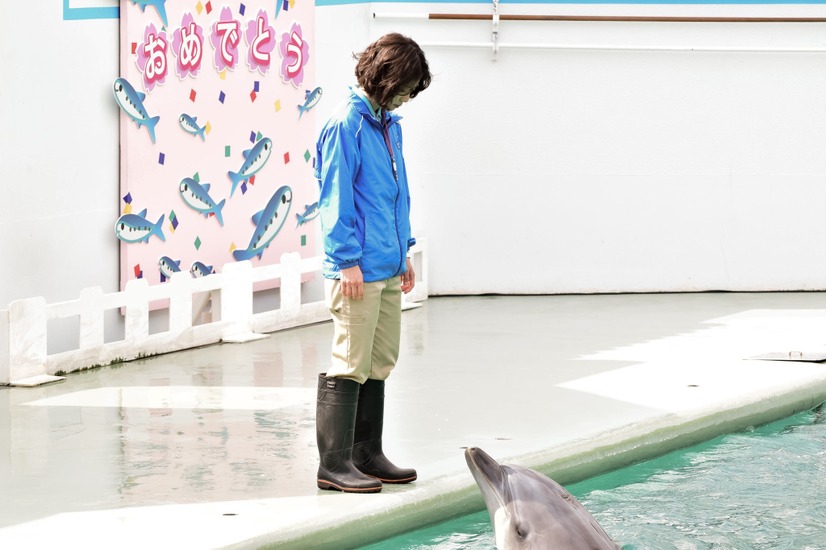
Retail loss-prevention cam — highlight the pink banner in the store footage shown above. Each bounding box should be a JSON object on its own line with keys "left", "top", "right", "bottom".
{"left": 116, "top": 0, "right": 318, "bottom": 291}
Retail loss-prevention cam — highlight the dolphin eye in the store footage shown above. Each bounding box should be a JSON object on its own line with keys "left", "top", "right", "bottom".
{"left": 115, "top": 82, "right": 122, "bottom": 92}
{"left": 281, "top": 194, "right": 287, "bottom": 204}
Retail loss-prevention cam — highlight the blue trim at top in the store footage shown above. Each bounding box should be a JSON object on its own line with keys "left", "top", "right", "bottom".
{"left": 63, "top": 0, "right": 119, "bottom": 20}
{"left": 61, "top": 0, "right": 826, "bottom": 18}
{"left": 318, "top": 0, "right": 826, "bottom": 5}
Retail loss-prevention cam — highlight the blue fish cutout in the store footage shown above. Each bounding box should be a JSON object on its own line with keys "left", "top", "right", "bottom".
{"left": 115, "top": 208, "right": 165, "bottom": 244}
{"left": 179, "top": 114, "right": 206, "bottom": 141}
{"left": 233, "top": 186, "right": 293, "bottom": 261}
{"left": 158, "top": 256, "right": 181, "bottom": 282}
{"left": 190, "top": 261, "right": 214, "bottom": 278}
{"left": 227, "top": 137, "right": 272, "bottom": 198}
{"left": 130, "top": 0, "right": 168, "bottom": 26}
{"left": 113, "top": 78, "right": 160, "bottom": 144}
{"left": 295, "top": 202, "right": 319, "bottom": 226}
{"left": 275, "top": 0, "right": 288, "bottom": 19}
{"left": 298, "top": 87, "right": 322, "bottom": 119}
{"left": 179, "top": 177, "right": 226, "bottom": 226}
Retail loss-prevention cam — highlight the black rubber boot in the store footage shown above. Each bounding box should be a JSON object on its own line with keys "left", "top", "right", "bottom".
{"left": 352, "top": 378, "right": 417, "bottom": 484}
{"left": 316, "top": 374, "right": 383, "bottom": 493}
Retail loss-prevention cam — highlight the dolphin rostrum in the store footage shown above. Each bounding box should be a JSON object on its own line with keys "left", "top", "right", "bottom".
{"left": 465, "top": 447, "right": 618, "bottom": 550}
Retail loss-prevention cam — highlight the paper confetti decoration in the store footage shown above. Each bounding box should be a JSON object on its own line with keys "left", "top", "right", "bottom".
{"left": 206, "top": 2, "right": 213, "bottom": 14}
{"left": 274, "top": 99, "right": 281, "bottom": 112}
{"left": 169, "top": 210, "right": 179, "bottom": 231}
{"left": 122, "top": 193, "right": 133, "bottom": 214}
{"left": 254, "top": 81, "right": 260, "bottom": 92}
{"left": 158, "top": 152, "right": 166, "bottom": 165}
{"left": 190, "top": 89, "right": 197, "bottom": 102}
{"left": 283, "top": 152, "right": 290, "bottom": 164}
{"left": 219, "top": 91, "right": 226, "bottom": 103}
{"left": 229, "top": 242, "right": 237, "bottom": 253}
{"left": 239, "top": 3, "right": 246, "bottom": 16}
{"left": 194, "top": 237, "right": 202, "bottom": 250}
{"left": 224, "top": 145, "right": 231, "bottom": 157}
{"left": 196, "top": 1, "right": 203, "bottom": 14}
{"left": 304, "top": 149, "right": 311, "bottom": 162}
{"left": 301, "top": 235, "right": 306, "bottom": 246}
{"left": 205, "top": 122, "right": 212, "bottom": 135}
{"left": 250, "top": 90, "right": 257, "bottom": 102}
{"left": 134, "top": 264, "right": 143, "bottom": 278}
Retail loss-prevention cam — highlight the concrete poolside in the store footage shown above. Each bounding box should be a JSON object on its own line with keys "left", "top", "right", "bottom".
{"left": 2, "top": 292, "right": 826, "bottom": 549}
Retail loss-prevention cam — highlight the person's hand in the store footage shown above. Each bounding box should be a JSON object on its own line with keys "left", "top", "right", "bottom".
{"left": 340, "top": 265, "right": 364, "bottom": 299}
{"left": 401, "top": 257, "right": 415, "bottom": 294}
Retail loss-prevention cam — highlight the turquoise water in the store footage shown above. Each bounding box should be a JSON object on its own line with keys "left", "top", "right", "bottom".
{"left": 362, "top": 404, "right": 826, "bottom": 549}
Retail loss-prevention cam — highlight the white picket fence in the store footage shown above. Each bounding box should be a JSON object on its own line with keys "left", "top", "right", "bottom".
{"left": 0, "top": 241, "right": 428, "bottom": 386}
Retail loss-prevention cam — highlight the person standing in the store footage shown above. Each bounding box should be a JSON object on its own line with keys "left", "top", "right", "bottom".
{"left": 314, "top": 33, "right": 431, "bottom": 493}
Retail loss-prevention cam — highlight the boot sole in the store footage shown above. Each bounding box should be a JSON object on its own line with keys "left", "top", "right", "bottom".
{"left": 317, "top": 479, "right": 382, "bottom": 493}
{"left": 367, "top": 474, "right": 417, "bottom": 484}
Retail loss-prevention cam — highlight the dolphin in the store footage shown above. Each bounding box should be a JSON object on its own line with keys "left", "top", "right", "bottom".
{"left": 113, "top": 78, "right": 160, "bottom": 144}
{"left": 465, "top": 447, "right": 618, "bottom": 550}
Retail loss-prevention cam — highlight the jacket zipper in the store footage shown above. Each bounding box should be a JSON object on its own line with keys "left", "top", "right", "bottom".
{"left": 381, "top": 116, "right": 405, "bottom": 275}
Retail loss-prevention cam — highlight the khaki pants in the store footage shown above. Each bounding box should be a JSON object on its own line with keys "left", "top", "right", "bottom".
{"left": 324, "top": 276, "right": 402, "bottom": 384}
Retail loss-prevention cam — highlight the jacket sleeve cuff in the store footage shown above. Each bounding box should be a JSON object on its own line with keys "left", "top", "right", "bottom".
{"left": 407, "top": 237, "right": 417, "bottom": 252}
{"left": 337, "top": 258, "right": 360, "bottom": 270}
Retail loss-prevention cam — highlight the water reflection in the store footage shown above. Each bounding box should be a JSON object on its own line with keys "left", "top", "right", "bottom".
{"left": 1, "top": 330, "right": 326, "bottom": 527}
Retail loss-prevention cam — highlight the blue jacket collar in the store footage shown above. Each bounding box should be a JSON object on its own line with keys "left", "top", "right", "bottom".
{"left": 349, "top": 86, "right": 402, "bottom": 127}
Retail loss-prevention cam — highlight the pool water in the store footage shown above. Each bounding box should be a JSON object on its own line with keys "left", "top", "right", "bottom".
{"left": 361, "top": 404, "right": 826, "bottom": 550}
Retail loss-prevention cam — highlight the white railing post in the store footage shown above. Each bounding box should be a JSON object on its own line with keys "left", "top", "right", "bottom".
{"left": 1, "top": 245, "right": 428, "bottom": 385}
{"left": 79, "top": 287, "right": 104, "bottom": 351}
{"left": 7, "top": 297, "right": 63, "bottom": 386}
{"left": 220, "top": 261, "right": 266, "bottom": 343}
{"left": 280, "top": 252, "right": 302, "bottom": 316}
{"left": 168, "top": 271, "right": 194, "bottom": 334}
{"left": 0, "top": 309, "right": 9, "bottom": 385}
{"left": 403, "top": 238, "right": 428, "bottom": 306}
{"left": 123, "top": 278, "right": 150, "bottom": 344}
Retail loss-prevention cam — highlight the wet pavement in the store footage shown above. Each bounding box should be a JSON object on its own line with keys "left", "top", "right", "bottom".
{"left": 2, "top": 293, "right": 826, "bottom": 549}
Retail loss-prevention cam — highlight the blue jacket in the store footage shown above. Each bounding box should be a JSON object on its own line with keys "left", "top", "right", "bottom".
{"left": 315, "top": 87, "right": 416, "bottom": 282}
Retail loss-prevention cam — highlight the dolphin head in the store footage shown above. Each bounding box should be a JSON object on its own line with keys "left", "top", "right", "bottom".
{"left": 465, "top": 447, "right": 618, "bottom": 550}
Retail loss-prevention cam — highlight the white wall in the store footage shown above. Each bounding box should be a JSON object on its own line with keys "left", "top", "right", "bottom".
{"left": 5, "top": 1, "right": 826, "bottom": 311}
{"left": 0, "top": 4, "right": 120, "bottom": 307}
{"left": 364, "top": 2, "right": 826, "bottom": 294}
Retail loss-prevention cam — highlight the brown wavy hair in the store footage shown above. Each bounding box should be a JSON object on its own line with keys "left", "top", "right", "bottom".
{"left": 354, "top": 33, "right": 432, "bottom": 109}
